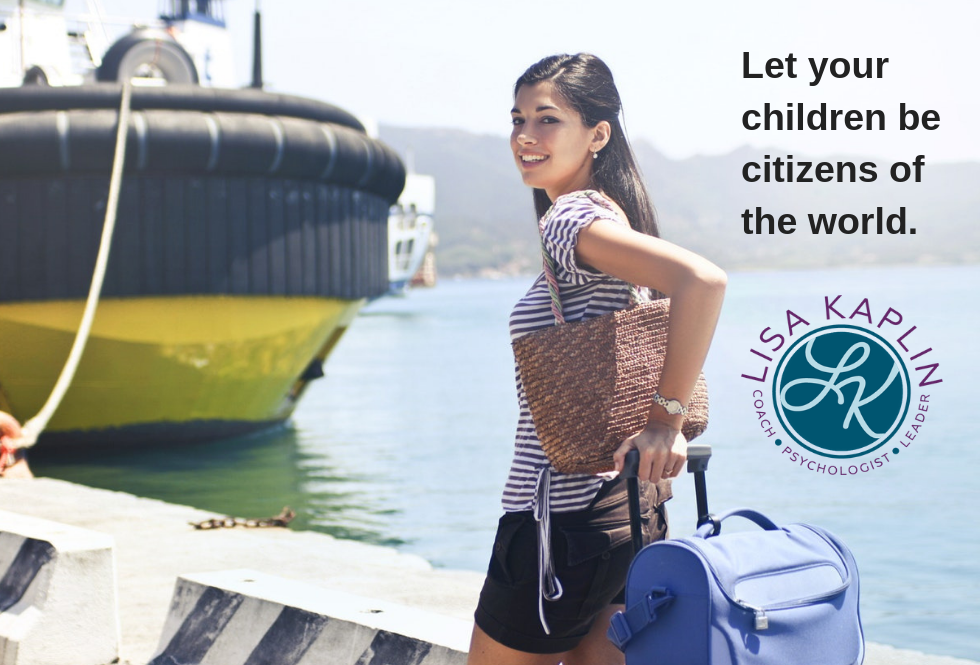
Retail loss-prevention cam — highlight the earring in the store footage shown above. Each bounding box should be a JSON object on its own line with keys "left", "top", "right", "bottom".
{"left": 592, "top": 150, "right": 599, "bottom": 160}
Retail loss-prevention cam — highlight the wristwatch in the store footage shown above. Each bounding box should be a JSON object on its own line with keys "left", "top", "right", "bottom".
{"left": 652, "top": 392, "right": 689, "bottom": 416}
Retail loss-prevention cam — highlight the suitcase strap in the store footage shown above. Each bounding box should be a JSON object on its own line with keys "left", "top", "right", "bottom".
{"left": 607, "top": 587, "right": 674, "bottom": 651}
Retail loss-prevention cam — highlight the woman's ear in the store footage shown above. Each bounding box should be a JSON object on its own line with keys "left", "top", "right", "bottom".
{"left": 592, "top": 121, "right": 612, "bottom": 153}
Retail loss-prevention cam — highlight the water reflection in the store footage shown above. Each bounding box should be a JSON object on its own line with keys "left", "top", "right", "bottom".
{"left": 30, "top": 424, "right": 400, "bottom": 547}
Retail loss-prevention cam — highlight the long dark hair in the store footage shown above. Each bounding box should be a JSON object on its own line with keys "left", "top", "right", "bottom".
{"left": 515, "top": 53, "right": 659, "bottom": 237}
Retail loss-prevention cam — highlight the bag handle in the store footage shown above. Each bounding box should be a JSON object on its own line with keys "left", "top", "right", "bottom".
{"left": 538, "top": 240, "right": 641, "bottom": 324}
{"left": 694, "top": 508, "right": 780, "bottom": 538}
{"left": 537, "top": 195, "right": 641, "bottom": 325}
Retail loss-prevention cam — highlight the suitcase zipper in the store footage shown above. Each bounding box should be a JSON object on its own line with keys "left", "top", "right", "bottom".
{"left": 671, "top": 539, "right": 851, "bottom": 630}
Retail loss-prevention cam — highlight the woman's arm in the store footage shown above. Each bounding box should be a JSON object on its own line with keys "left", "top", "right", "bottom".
{"left": 575, "top": 217, "right": 727, "bottom": 482}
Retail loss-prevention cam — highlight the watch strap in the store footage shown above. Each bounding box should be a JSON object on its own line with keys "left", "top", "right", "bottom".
{"left": 652, "top": 391, "right": 689, "bottom": 416}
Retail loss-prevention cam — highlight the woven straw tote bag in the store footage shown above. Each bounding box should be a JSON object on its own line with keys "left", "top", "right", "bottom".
{"left": 512, "top": 204, "right": 709, "bottom": 475}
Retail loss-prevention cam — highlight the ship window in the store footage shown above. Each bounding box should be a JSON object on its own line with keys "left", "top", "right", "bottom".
{"left": 163, "top": 0, "right": 224, "bottom": 23}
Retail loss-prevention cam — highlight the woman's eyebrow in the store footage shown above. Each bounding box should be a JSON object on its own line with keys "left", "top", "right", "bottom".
{"left": 511, "top": 104, "right": 561, "bottom": 114}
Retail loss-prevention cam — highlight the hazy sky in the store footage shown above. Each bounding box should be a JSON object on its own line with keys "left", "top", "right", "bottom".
{"left": 70, "top": 0, "right": 979, "bottom": 164}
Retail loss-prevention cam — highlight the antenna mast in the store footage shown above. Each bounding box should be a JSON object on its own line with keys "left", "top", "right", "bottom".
{"left": 250, "top": 0, "right": 263, "bottom": 89}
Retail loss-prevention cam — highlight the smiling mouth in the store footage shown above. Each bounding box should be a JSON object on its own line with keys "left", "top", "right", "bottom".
{"left": 520, "top": 154, "right": 549, "bottom": 164}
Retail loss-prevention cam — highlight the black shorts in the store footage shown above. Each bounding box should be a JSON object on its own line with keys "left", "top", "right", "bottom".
{"left": 474, "top": 477, "right": 671, "bottom": 654}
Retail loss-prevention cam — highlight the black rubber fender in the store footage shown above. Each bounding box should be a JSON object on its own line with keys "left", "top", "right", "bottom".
{"left": 370, "top": 142, "right": 406, "bottom": 202}
{"left": 0, "top": 84, "right": 366, "bottom": 133}
{"left": 0, "top": 174, "right": 392, "bottom": 303}
{"left": 0, "top": 109, "right": 406, "bottom": 203}
{"left": 96, "top": 29, "right": 199, "bottom": 85}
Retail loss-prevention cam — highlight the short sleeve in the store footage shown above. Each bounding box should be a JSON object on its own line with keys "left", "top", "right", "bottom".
{"left": 540, "top": 190, "right": 626, "bottom": 284}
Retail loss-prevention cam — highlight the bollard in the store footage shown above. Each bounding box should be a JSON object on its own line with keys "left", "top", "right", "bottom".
{"left": 0, "top": 510, "right": 119, "bottom": 665}
{"left": 150, "top": 569, "right": 469, "bottom": 665}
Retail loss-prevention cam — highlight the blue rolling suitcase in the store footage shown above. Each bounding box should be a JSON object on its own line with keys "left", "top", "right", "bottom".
{"left": 608, "top": 445, "right": 864, "bottom": 664}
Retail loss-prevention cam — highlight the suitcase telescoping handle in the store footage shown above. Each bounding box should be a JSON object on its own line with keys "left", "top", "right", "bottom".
{"left": 687, "top": 443, "right": 713, "bottom": 530}
{"left": 623, "top": 444, "right": 713, "bottom": 556}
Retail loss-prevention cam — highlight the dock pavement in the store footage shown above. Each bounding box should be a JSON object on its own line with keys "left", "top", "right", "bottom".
{"left": 0, "top": 477, "right": 975, "bottom": 665}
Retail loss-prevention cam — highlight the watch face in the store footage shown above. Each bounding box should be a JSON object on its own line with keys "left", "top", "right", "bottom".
{"left": 654, "top": 392, "right": 686, "bottom": 415}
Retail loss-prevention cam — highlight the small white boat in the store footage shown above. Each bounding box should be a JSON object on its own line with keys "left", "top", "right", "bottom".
{"left": 387, "top": 173, "right": 435, "bottom": 294}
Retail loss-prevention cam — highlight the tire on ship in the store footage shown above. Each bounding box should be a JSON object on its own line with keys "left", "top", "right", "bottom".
{"left": 96, "top": 29, "right": 199, "bottom": 85}
{"left": 22, "top": 66, "right": 48, "bottom": 85}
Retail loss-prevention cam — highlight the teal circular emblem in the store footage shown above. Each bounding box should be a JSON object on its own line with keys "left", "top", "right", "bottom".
{"left": 772, "top": 325, "right": 910, "bottom": 458}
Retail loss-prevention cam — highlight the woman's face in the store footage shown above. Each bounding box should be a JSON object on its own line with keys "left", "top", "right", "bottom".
{"left": 511, "top": 81, "right": 598, "bottom": 201}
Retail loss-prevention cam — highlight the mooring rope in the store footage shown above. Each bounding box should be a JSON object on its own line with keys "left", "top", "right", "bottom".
{"left": 16, "top": 82, "right": 133, "bottom": 449}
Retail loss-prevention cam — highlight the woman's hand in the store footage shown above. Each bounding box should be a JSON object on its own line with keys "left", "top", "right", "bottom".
{"left": 0, "top": 411, "right": 22, "bottom": 447}
{"left": 0, "top": 412, "right": 33, "bottom": 479}
{"left": 613, "top": 420, "right": 688, "bottom": 483}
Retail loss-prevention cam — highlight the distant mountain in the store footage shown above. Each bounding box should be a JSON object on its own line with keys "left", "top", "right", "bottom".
{"left": 380, "top": 125, "right": 980, "bottom": 276}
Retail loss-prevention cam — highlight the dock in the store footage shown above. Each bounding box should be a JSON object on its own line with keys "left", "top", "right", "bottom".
{"left": 0, "top": 478, "right": 975, "bottom": 665}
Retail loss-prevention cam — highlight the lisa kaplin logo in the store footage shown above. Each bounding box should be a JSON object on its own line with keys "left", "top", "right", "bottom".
{"left": 742, "top": 296, "right": 942, "bottom": 475}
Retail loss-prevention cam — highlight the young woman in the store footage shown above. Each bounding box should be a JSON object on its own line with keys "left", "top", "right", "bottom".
{"left": 467, "top": 54, "right": 726, "bottom": 665}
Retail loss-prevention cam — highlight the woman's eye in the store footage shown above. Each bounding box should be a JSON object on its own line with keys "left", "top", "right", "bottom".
{"left": 511, "top": 117, "right": 524, "bottom": 126}
{"left": 541, "top": 116, "right": 558, "bottom": 124}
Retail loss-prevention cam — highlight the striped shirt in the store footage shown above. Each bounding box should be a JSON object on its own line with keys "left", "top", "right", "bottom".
{"left": 503, "top": 189, "right": 641, "bottom": 514}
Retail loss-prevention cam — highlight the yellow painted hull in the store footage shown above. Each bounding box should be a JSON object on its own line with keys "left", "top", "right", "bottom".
{"left": 0, "top": 296, "right": 363, "bottom": 443}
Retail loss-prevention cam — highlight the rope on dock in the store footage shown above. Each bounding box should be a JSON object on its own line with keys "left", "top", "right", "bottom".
{"left": 17, "top": 82, "right": 133, "bottom": 449}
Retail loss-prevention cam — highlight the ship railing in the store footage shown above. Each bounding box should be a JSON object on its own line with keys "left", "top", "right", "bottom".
{"left": 0, "top": 0, "right": 151, "bottom": 79}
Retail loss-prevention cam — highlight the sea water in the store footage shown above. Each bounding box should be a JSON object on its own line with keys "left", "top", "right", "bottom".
{"left": 34, "top": 264, "right": 979, "bottom": 660}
